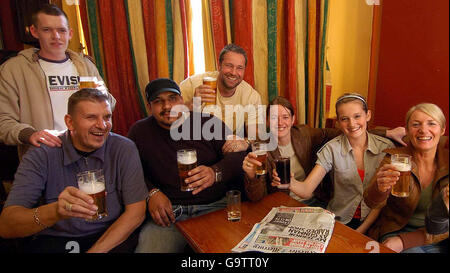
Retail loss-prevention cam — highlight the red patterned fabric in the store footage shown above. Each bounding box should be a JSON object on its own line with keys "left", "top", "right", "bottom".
{"left": 286, "top": 0, "right": 298, "bottom": 121}
{"left": 141, "top": 0, "right": 159, "bottom": 81}
{"left": 210, "top": 0, "right": 227, "bottom": 62}
{"left": 97, "top": 0, "right": 143, "bottom": 136}
{"left": 78, "top": 0, "right": 92, "bottom": 55}
{"left": 231, "top": 0, "right": 254, "bottom": 87}
{"left": 0, "top": 0, "right": 23, "bottom": 51}
{"left": 179, "top": 0, "right": 189, "bottom": 78}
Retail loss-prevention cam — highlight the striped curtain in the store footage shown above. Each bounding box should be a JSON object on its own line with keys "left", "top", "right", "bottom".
{"left": 201, "top": 0, "right": 330, "bottom": 127}
{"left": 77, "top": 0, "right": 329, "bottom": 135}
{"left": 78, "top": 0, "right": 194, "bottom": 135}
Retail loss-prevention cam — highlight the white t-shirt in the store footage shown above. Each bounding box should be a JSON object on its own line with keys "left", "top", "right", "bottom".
{"left": 179, "top": 71, "right": 262, "bottom": 136}
{"left": 39, "top": 56, "right": 79, "bottom": 132}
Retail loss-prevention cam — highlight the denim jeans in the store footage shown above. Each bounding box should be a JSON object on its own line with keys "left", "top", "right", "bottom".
{"left": 135, "top": 197, "right": 227, "bottom": 253}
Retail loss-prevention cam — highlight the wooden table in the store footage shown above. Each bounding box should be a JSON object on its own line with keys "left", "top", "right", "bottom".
{"left": 175, "top": 192, "right": 394, "bottom": 253}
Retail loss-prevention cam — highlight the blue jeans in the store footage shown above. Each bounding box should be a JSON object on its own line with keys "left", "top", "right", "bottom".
{"left": 135, "top": 197, "right": 227, "bottom": 253}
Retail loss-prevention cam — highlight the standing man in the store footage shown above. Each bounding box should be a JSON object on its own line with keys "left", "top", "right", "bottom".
{"left": 0, "top": 89, "right": 147, "bottom": 253}
{"left": 179, "top": 44, "right": 262, "bottom": 153}
{"left": 128, "top": 78, "right": 245, "bottom": 253}
{"left": 0, "top": 4, "right": 115, "bottom": 158}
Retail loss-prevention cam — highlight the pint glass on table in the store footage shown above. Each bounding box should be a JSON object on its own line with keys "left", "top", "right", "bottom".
{"left": 391, "top": 154, "right": 411, "bottom": 197}
{"left": 226, "top": 190, "right": 241, "bottom": 222}
{"left": 177, "top": 149, "right": 197, "bottom": 191}
{"left": 77, "top": 169, "right": 107, "bottom": 220}
{"left": 202, "top": 76, "right": 217, "bottom": 106}
{"left": 252, "top": 142, "right": 267, "bottom": 176}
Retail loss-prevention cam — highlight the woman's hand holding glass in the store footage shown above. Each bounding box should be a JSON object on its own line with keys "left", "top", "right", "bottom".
{"left": 271, "top": 169, "right": 294, "bottom": 189}
{"left": 242, "top": 152, "right": 261, "bottom": 180}
{"left": 375, "top": 164, "right": 401, "bottom": 193}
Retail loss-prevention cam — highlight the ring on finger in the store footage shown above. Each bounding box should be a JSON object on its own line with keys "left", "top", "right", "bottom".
{"left": 65, "top": 202, "right": 73, "bottom": 212}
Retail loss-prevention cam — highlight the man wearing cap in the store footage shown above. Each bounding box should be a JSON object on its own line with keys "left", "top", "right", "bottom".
{"left": 128, "top": 78, "right": 246, "bottom": 253}
{"left": 179, "top": 44, "right": 262, "bottom": 154}
{"left": 0, "top": 4, "right": 115, "bottom": 159}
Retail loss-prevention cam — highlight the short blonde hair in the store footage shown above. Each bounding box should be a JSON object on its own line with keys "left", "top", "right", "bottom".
{"left": 405, "top": 103, "right": 446, "bottom": 130}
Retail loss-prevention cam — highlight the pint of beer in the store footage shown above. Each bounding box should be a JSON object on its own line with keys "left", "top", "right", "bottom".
{"left": 391, "top": 154, "right": 411, "bottom": 197}
{"left": 252, "top": 142, "right": 267, "bottom": 176}
{"left": 79, "top": 76, "right": 98, "bottom": 89}
{"left": 177, "top": 149, "right": 198, "bottom": 191}
{"left": 77, "top": 169, "right": 107, "bottom": 220}
{"left": 202, "top": 76, "right": 217, "bottom": 106}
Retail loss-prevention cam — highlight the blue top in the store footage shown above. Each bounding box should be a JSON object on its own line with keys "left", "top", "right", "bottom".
{"left": 5, "top": 131, "right": 148, "bottom": 237}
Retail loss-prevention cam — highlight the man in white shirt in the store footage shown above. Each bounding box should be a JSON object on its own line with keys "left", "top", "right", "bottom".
{"left": 0, "top": 4, "right": 115, "bottom": 158}
{"left": 179, "top": 44, "right": 262, "bottom": 153}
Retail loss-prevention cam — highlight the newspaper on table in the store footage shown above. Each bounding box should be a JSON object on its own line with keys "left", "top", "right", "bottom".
{"left": 232, "top": 206, "right": 335, "bottom": 253}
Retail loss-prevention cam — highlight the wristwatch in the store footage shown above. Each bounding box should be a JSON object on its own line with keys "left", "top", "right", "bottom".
{"left": 212, "top": 166, "right": 222, "bottom": 183}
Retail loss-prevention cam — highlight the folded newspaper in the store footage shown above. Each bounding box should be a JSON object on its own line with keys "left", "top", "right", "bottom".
{"left": 232, "top": 207, "right": 335, "bottom": 253}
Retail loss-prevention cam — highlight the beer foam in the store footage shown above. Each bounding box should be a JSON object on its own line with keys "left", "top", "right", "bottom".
{"left": 79, "top": 182, "right": 105, "bottom": 194}
{"left": 254, "top": 150, "right": 267, "bottom": 156}
{"left": 203, "top": 76, "right": 216, "bottom": 82}
{"left": 178, "top": 154, "right": 197, "bottom": 165}
{"left": 391, "top": 162, "right": 411, "bottom": 172}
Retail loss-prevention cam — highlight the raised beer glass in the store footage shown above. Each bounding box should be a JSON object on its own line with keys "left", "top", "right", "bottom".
{"left": 177, "top": 149, "right": 197, "bottom": 191}
{"left": 77, "top": 169, "right": 107, "bottom": 220}
{"left": 202, "top": 76, "right": 217, "bottom": 106}
{"left": 391, "top": 154, "right": 411, "bottom": 197}
{"left": 79, "top": 76, "right": 98, "bottom": 89}
{"left": 251, "top": 142, "right": 267, "bottom": 176}
{"left": 275, "top": 157, "right": 290, "bottom": 189}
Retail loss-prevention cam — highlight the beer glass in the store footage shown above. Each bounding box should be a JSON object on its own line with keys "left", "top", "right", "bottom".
{"left": 202, "top": 76, "right": 217, "bottom": 106}
{"left": 391, "top": 154, "right": 412, "bottom": 197}
{"left": 275, "top": 157, "right": 290, "bottom": 189}
{"left": 226, "top": 190, "right": 241, "bottom": 222}
{"left": 251, "top": 142, "right": 267, "bottom": 176}
{"left": 79, "top": 76, "right": 98, "bottom": 89}
{"left": 177, "top": 149, "right": 197, "bottom": 191}
{"left": 77, "top": 169, "right": 107, "bottom": 220}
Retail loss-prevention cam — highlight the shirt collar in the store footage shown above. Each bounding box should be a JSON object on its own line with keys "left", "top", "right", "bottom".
{"left": 340, "top": 132, "right": 381, "bottom": 156}
{"left": 62, "top": 131, "right": 107, "bottom": 166}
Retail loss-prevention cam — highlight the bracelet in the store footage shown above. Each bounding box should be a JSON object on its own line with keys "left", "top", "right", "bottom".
{"left": 146, "top": 188, "right": 160, "bottom": 203}
{"left": 245, "top": 138, "right": 252, "bottom": 146}
{"left": 33, "top": 207, "right": 49, "bottom": 229}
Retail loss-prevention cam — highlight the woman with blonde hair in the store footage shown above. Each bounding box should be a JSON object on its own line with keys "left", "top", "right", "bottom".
{"left": 364, "top": 103, "right": 449, "bottom": 253}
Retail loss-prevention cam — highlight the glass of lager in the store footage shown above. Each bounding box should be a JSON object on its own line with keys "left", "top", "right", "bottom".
{"left": 77, "top": 169, "right": 107, "bottom": 220}
{"left": 226, "top": 190, "right": 241, "bottom": 222}
{"left": 275, "top": 157, "right": 290, "bottom": 189}
{"left": 251, "top": 142, "right": 267, "bottom": 176}
{"left": 202, "top": 76, "right": 217, "bottom": 106}
{"left": 391, "top": 154, "right": 412, "bottom": 197}
{"left": 79, "top": 76, "right": 98, "bottom": 89}
{"left": 177, "top": 149, "right": 197, "bottom": 191}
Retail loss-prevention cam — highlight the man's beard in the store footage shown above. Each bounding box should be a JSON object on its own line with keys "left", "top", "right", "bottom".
{"left": 220, "top": 74, "right": 241, "bottom": 90}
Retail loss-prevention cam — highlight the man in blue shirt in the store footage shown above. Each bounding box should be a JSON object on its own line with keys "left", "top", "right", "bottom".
{"left": 0, "top": 89, "right": 147, "bottom": 253}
